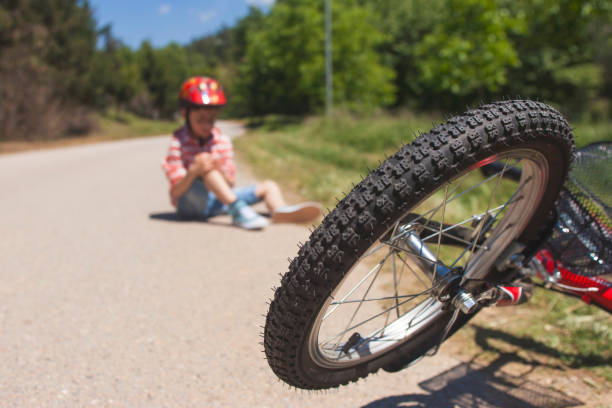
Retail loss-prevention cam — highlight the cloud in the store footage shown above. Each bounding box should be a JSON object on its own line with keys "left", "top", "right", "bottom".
{"left": 199, "top": 11, "right": 215, "bottom": 23}
{"left": 246, "top": 0, "right": 275, "bottom": 7}
{"left": 159, "top": 4, "right": 171, "bottom": 15}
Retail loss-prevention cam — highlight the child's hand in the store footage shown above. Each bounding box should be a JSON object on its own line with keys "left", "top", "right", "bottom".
{"left": 190, "top": 152, "right": 219, "bottom": 175}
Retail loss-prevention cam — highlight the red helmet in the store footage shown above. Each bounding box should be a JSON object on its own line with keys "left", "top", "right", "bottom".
{"left": 178, "top": 76, "right": 226, "bottom": 107}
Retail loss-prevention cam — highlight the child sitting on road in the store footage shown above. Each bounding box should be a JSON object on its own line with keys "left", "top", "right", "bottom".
{"left": 161, "top": 76, "right": 321, "bottom": 230}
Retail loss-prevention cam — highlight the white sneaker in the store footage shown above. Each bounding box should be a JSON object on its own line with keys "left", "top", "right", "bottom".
{"left": 272, "top": 202, "right": 322, "bottom": 224}
{"left": 229, "top": 200, "right": 269, "bottom": 230}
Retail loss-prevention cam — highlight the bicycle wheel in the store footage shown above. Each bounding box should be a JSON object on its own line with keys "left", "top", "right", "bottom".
{"left": 264, "top": 100, "right": 574, "bottom": 390}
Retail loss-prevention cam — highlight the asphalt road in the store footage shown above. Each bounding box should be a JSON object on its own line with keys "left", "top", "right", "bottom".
{"left": 0, "top": 123, "right": 588, "bottom": 407}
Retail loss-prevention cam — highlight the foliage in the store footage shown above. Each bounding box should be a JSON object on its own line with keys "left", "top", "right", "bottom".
{"left": 236, "top": 0, "right": 395, "bottom": 115}
{"left": 573, "top": 119, "right": 612, "bottom": 147}
{"left": 1, "top": 0, "right": 610, "bottom": 140}
{"left": 137, "top": 41, "right": 209, "bottom": 118}
{"left": 503, "top": 0, "right": 612, "bottom": 117}
{"left": 367, "top": 0, "right": 447, "bottom": 108}
{"left": 368, "top": 0, "right": 611, "bottom": 115}
{"left": 414, "top": 0, "right": 524, "bottom": 101}
{"left": 519, "top": 289, "right": 611, "bottom": 381}
{"left": 3, "top": 0, "right": 98, "bottom": 103}
{"left": 0, "top": 0, "right": 98, "bottom": 140}
{"left": 235, "top": 111, "right": 436, "bottom": 206}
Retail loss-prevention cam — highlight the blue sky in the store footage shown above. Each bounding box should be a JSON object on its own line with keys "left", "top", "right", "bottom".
{"left": 90, "top": 0, "right": 274, "bottom": 49}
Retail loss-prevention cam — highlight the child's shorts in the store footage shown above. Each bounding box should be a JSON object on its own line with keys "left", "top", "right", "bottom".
{"left": 177, "top": 179, "right": 261, "bottom": 219}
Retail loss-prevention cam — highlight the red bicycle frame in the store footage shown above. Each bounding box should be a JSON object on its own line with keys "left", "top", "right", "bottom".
{"left": 535, "top": 249, "right": 612, "bottom": 311}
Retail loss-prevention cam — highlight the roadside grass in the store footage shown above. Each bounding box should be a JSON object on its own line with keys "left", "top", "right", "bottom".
{"left": 573, "top": 120, "right": 612, "bottom": 148}
{"left": 235, "top": 111, "right": 439, "bottom": 208}
{"left": 522, "top": 289, "right": 611, "bottom": 381}
{"left": 236, "top": 112, "right": 612, "bottom": 209}
{"left": 95, "top": 109, "right": 181, "bottom": 139}
{"left": 447, "top": 288, "right": 612, "bottom": 385}
{"left": 0, "top": 110, "right": 180, "bottom": 154}
{"left": 235, "top": 111, "right": 612, "bottom": 387}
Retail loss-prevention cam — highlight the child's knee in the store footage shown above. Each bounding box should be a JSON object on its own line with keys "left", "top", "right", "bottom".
{"left": 260, "top": 179, "right": 280, "bottom": 193}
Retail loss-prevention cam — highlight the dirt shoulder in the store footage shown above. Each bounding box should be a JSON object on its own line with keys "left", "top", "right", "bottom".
{"left": 444, "top": 306, "right": 611, "bottom": 407}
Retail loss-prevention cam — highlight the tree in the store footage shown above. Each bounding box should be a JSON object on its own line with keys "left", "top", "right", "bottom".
{"left": 504, "top": 0, "right": 611, "bottom": 117}
{"left": 86, "top": 26, "right": 144, "bottom": 109}
{"left": 237, "top": 0, "right": 395, "bottom": 115}
{"left": 413, "top": 0, "right": 524, "bottom": 106}
{"left": 137, "top": 41, "right": 209, "bottom": 118}
{"left": 367, "top": 0, "right": 447, "bottom": 107}
{"left": 0, "top": 0, "right": 99, "bottom": 139}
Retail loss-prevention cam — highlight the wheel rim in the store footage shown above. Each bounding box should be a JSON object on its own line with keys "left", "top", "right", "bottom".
{"left": 308, "top": 149, "right": 549, "bottom": 368}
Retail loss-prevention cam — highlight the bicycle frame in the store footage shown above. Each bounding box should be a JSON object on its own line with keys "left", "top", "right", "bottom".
{"left": 534, "top": 249, "right": 612, "bottom": 312}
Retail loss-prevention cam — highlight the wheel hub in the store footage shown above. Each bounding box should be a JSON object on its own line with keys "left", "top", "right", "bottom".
{"left": 431, "top": 268, "right": 463, "bottom": 301}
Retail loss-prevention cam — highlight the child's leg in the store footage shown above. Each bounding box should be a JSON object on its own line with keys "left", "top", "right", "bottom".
{"left": 255, "top": 180, "right": 286, "bottom": 212}
{"left": 201, "top": 171, "right": 269, "bottom": 229}
{"left": 205, "top": 184, "right": 260, "bottom": 218}
{"left": 202, "top": 169, "right": 238, "bottom": 204}
{"left": 255, "top": 179, "right": 322, "bottom": 223}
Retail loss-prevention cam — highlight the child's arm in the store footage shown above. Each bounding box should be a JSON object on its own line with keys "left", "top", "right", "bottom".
{"left": 163, "top": 136, "right": 196, "bottom": 201}
{"left": 169, "top": 166, "right": 199, "bottom": 201}
{"left": 169, "top": 153, "right": 220, "bottom": 200}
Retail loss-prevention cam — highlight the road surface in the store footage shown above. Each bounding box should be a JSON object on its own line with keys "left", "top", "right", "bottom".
{"left": 0, "top": 123, "right": 587, "bottom": 407}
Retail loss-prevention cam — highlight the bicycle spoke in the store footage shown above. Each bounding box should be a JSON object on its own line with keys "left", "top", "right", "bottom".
{"left": 392, "top": 252, "right": 400, "bottom": 318}
{"left": 395, "top": 249, "right": 408, "bottom": 287}
{"left": 335, "top": 261, "right": 386, "bottom": 351}
{"left": 389, "top": 221, "right": 402, "bottom": 320}
{"left": 385, "top": 251, "right": 435, "bottom": 330}
{"left": 468, "top": 158, "right": 509, "bottom": 261}
{"left": 407, "top": 296, "right": 438, "bottom": 329}
{"left": 463, "top": 221, "right": 514, "bottom": 276}
{"left": 419, "top": 199, "right": 524, "bottom": 244}
{"left": 419, "top": 169, "right": 478, "bottom": 234}
{"left": 381, "top": 240, "right": 444, "bottom": 268}
{"left": 329, "top": 292, "right": 434, "bottom": 305}
{"left": 321, "top": 288, "right": 434, "bottom": 349}
{"left": 384, "top": 165, "right": 523, "bottom": 250}
{"left": 450, "top": 175, "right": 532, "bottom": 269}
{"left": 380, "top": 304, "right": 392, "bottom": 339}
{"left": 325, "top": 288, "right": 433, "bottom": 351}
{"left": 323, "top": 250, "right": 393, "bottom": 321}
{"left": 404, "top": 166, "right": 518, "bottom": 230}
{"left": 396, "top": 253, "right": 431, "bottom": 290}
{"left": 381, "top": 248, "right": 412, "bottom": 338}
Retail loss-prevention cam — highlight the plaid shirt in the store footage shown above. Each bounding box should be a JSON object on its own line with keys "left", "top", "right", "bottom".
{"left": 161, "top": 126, "right": 236, "bottom": 206}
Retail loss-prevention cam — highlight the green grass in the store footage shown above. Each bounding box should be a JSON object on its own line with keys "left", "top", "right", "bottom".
{"left": 235, "top": 111, "right": 440, "bottom": 208}
{"left": 515, "top": 289, "right": 611, "bottom": 381}
{"left": 96, "top": 110, "right": 181, "bottom": 139}
{"left": 236, "top": 111, "right": 612, "bottom": 209}
{"left": 0, "top": 110, "right": 182, "bottom": 154}
{"left": 573, "top": 121, "right": 612, "bottom": 149}
{"left": 447, "top": 288, "right": 611, "bottom": 389}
